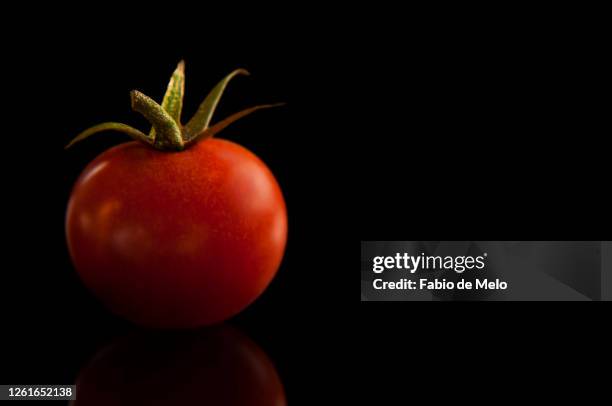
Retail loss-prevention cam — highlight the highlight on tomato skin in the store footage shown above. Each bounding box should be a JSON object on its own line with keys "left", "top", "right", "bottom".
{"left": 72, "top": 325, "right": 287, "bottom": 405}
{"left": 65, "top": 62, "right": 288, "bottom": 328}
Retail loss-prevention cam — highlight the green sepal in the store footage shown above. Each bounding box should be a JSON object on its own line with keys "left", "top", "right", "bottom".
{"left": 150, "top": 60, "right": 185, "bottom": 138}
{"left": 183, "top": 69, "right": 249, "bottom": 139}
{"left": 65, "top": 122, "right": 152, "bottom": 149}
{"left": 184, "top": 103, "right": 285, "bottom": 146}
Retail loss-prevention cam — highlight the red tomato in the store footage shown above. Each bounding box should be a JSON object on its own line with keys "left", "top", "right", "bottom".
{"left": 73, "top": 325, "right": 286, "bottom": 405}
{"left": 66, "top": 138, "right": 287, "bottom": 327}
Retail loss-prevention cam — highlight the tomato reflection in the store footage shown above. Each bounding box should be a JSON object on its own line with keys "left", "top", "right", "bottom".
{"left": 73, "top": 325, "right": 286, "bottom": 405}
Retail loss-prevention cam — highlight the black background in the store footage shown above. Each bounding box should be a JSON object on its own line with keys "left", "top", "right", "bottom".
{"left": 1, "top": 7, "right": 607, "bottom": 404}
{"left": 357, "top": 14, "right": 607, "bottom": 405}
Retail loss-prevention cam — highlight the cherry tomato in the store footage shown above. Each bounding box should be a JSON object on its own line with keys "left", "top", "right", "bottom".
{"left": 66, "top": 138, "right": 287, "bottom": 327}
{"left": 73, "top": 325, "right": 287, "bottom": 405}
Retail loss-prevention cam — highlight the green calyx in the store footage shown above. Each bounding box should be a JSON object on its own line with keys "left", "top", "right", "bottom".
{"left": 66, "top": 61, "right": 284, "bottom": 151}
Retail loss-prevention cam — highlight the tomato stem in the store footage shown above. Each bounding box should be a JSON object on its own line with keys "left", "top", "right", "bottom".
{"left": 66, "top": 61, "right": 285, "bottom": 151}
{"left": 131, "top": 91, "right": 184, "bottom": 151}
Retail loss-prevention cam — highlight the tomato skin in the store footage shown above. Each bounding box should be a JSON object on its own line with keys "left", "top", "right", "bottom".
{"left": 66, "top": 138, "right": 287, "bottom": 328}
